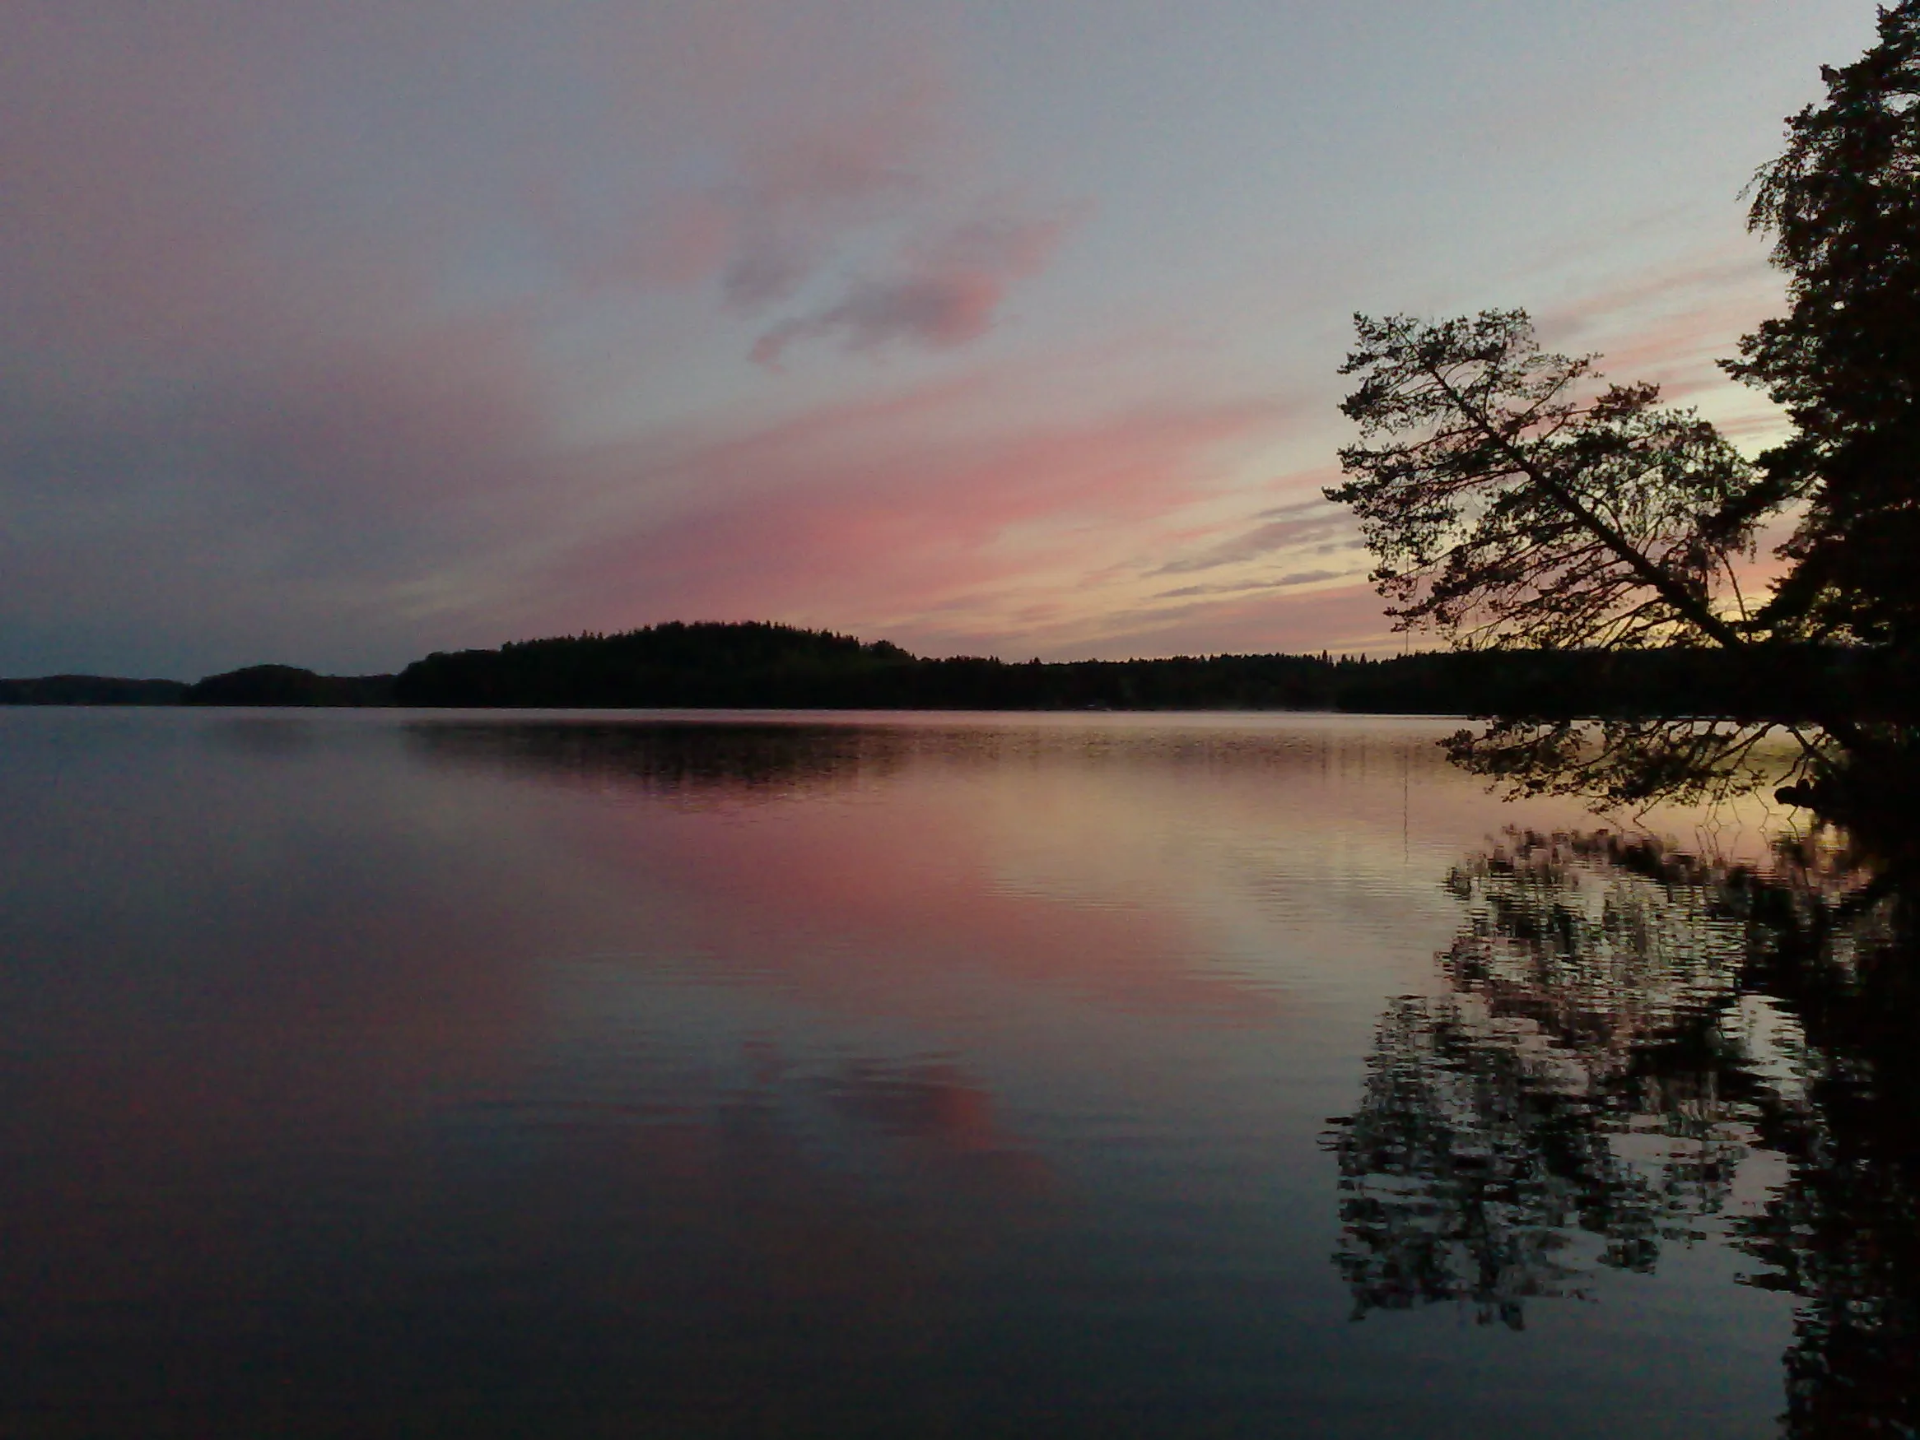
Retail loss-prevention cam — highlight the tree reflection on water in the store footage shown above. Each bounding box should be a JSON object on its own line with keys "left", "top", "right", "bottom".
{"left": 1324, "top": 829, "right": 1919, "bottom": 1434}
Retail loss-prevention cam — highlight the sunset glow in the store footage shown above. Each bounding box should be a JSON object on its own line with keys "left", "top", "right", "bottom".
{"left": 1, "top": 2, "right": 1874, "bottom": 676}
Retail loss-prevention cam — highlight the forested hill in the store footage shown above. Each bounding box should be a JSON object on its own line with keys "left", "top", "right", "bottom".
{"left": 387, "top": 621, "right": 1914, "bottom": 719}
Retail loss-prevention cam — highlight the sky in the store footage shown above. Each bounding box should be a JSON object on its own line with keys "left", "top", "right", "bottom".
{"left": 0, "top": 1, "right": 1881, "bottom": 678}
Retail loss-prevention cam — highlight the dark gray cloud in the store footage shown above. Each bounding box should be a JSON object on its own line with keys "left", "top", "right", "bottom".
{"left": 715, "top": 132, "right": 928, "bottom": 310}
{"left": 1150, "top": 497, "right": 1360, "bottom": 577}
{"left": 752, "top": 211, "right": 1074, "bottom": 365}
{"left": 1153, "top": 568, "right": 1352, "bottom": 601}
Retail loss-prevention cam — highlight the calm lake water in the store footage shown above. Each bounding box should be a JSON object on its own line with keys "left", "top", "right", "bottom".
{"left": 3, "top": 708, "right": 1912, "bottom": 1437}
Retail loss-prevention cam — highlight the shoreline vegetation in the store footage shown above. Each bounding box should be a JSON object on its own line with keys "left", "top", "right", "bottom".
{"left": 4, "top": 619, "right": 1911, "bottom": 719}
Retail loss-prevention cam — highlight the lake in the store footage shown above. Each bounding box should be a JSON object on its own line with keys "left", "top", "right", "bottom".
{"left": 3, "top": 708, "right": 1910, "bottom": 1437}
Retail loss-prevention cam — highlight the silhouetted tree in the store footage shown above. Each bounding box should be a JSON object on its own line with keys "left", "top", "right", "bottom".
{"left": 183, "top": 664, "right": 394, "bottom": 706}
{"left": 1730, "top": 1, "right": 1920, "bottom": 661}
{"left": 1333, "top": 313, "right": 1764, "bottom": 652}
{"left": 1329, "top": 13, "right": 1920, "bottom": 820}
{"left": 1327, "top": 311, "right": 1830, "bottom": 807}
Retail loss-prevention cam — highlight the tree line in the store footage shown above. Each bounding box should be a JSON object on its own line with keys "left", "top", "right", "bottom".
{"left": 8, "top": 619, "right": 1917, "bottom": 714}
{"left": 390, "top": 621, "right": 1920, "bottom": 715}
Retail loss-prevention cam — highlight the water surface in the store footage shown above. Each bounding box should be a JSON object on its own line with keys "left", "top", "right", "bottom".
{"left": 3, "top": 709, "right": 1908, "bottom": 1436}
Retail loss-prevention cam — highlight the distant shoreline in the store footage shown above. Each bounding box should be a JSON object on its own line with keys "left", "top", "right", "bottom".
{"left": 5, "top": 621, "right": 1908, "bottom": 722}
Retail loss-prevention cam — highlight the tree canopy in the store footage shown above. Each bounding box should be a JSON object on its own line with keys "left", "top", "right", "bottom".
{"left": 1331, "top": 311, "right": 1762, "bottom": 653}
{"left": 1731, "top": 0, "right": 1920, "bottom": 653}
{"left": 1328, "top": 311, "right": 1818, "bottom": 809}
{"left": 1328, "top": 7, "right": 1920, "bottom": 823}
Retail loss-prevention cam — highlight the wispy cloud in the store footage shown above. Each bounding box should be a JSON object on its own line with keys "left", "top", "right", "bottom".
{"left": 1533, "top": 245, "right": 1790, "bottom": 442}
{"left": 1031, "top": 581, "right": 1396, "bottom": 661}
{"left": 1148, "top": 497, "right": 1360, "bottom": 577}
{"left": 752, "top": 210, "right": 1078, "bottom": 365}
{"left": 532, "top": 380, "right": 1280, "bottom": 644}
{"left": 1153, "top": 568, "right": 1353, "bottom": 600}
{"left": 1, "top": 0, "right": 1836, "bottom": 676}
{"left": 702, "top": 84, "right": 944, "bottom": 310}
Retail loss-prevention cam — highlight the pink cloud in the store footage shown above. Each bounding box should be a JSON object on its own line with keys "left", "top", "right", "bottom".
{"left": 1534, "top": 248, "right": 1789, "bottom": 431}
{"left": 721, "top": 97, "right": 940, "bottom": 308}
{"left": 0, "top": 1, "right": 1006, "bottom": 672}
{"left": 529, "top": 378, "right": 1285, "bottom": 647}
{"left": 1, "top": 0, "right": 1379, "bottom": 673}
{"left": 1152, "top": 568, "right": 1355, "bottom": 601}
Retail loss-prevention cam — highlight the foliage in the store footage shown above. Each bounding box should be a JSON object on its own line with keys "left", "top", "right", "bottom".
{"left": 1328, "top": 9, "right": 1920, "bottom": 816}
{"left": 1730, "top": 0, "right": 1920, "bottom": 653}
{"left": 1330, "top": 311, "right": 1765, "bottom": 653}
{"left": 1326, "top": 311, "right": 1836, "bottom": 808}
{"left": 393, "top": 621, "right": 916, "bottom": 708}
{"left": 1442, "top": 715, "right": 1785, "bottom": 810}
{"left": 20, "top": 627, "right": 1904, "bottom": 719}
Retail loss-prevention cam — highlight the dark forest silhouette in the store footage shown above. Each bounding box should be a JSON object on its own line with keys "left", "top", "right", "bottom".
{"left": 183, "top": 664, "right": 396, "bottom": 707}
{"left": 387, "top": 623, "right": 1915, "bottom": 716}
{"left": 13, "top": 620, "right": 1903, "bottom": 718}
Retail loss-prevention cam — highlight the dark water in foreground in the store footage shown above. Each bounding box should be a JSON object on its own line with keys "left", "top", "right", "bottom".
{"left": 3, "top": 709, "right": 1914, "bottom": 1437}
